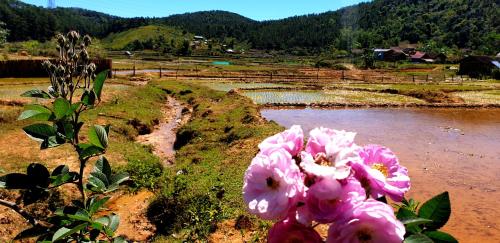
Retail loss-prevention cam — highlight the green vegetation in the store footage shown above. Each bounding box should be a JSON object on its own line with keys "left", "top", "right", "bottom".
{"left": 243, "top": 89, "right": 426, "bottom": 105}
{"left": 103, "top": 25, "right": 191, "bottom": 52}
{"left": 1, "top": 0, "right": 498, "bottom": 54}
{"left": 0, "top": 21, "right": 7, "bottom": 46}
{"left": 0, "top": 31, "right": 129, "bottom": 241}
{"left": 146, "top": 81, "right": 281, "bottom": 241}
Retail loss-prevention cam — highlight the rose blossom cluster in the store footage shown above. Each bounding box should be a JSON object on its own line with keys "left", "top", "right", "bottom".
{"left": 243, "top": 125, "right": 410, "bottom": 242}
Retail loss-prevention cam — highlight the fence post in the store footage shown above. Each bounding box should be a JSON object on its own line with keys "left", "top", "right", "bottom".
{"left": 159, "top": 66, "right": 162, "bottom": 78}
{"left": 133, "top": 63, "right": 136, "bottom": 77}
{"left": 413, "top": 75, "right": 415, "bottom": 83}
{"left": 426, "top": 74, "right": 429, "bottom": 83}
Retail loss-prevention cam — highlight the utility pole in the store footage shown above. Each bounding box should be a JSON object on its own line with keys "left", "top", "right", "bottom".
{"left": 47, "top": 0, "right": 56, "bottom": 9}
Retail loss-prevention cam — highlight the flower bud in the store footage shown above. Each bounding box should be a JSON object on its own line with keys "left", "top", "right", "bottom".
{"left": 42, "top": 60, "right": 52, "bottom": 69}
{"left": 67, "top": 31, "right": 80, "bottom": 43}
{"left": 56, "top": 34, "right": 66, "bottom": 46}
{"left": 83, "top": 35, "right": 92, "bottom": 46}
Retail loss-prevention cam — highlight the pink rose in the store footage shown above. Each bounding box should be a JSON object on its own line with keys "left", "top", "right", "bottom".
{"left": 268, "top": 217, "right": 322, "bottom": 243}
{"left": 351, "top": 145, "right": 410, "bottom": 202}
{"left": 243, "top": 148, "right": 304, "bottom": 220}
{"left": 259, "top": 125, "right": 304, "bottom": 157}
{"left": 327, "top": 199, "right": 405, "bottom": 243}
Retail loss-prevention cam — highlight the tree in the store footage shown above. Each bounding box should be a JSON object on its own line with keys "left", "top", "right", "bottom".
{"left": 0, "top": 21, "right": 8, "bottom": 46}
{"left": 0, "top": 31, "right": 128, "bottom": 242}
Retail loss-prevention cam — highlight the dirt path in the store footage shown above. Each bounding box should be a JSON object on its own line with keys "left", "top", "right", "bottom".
{"left": 137, "top": 96, "right": 190, "bottom": 165}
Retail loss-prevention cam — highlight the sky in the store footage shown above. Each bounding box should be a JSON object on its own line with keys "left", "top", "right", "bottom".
{"left": 21, "top": 0, "right": 366, "bottom": 21}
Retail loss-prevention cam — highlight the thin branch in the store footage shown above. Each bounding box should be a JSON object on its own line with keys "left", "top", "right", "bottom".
{"left": 0, "top": 199, "right": 38, "bottom": 226}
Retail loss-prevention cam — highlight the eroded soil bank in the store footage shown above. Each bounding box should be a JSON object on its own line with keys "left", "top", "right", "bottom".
{"left": 137, "top": 96, "right": 190, "bottom": 165}
{"left": 261, "top": 108, "right": 500, "bottom": 243}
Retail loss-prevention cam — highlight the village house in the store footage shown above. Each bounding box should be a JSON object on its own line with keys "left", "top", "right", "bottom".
{"left": 458, "top": 56, "right": 500, "bottom": 78}
{"left": 373, "top": 48, "right": 407, "bottom": 62}
{"left": 410, "top": 51, "right": 433, "bottom": 63}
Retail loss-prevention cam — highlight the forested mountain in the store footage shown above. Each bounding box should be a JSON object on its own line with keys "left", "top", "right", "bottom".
{"left": 162, "top": 11, "right": 256, "bottom": 40}
{"left": 0, "top": 0, "right": 148, "bottom": 41}
{"left": 0, "top": 0, "right": 498, "bottom": 54}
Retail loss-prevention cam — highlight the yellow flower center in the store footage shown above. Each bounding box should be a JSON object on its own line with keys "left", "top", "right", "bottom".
{"left": 371, "top": 163, "right": 389, "bottom": 178}
{"left": 314, "top": 153, "right": 331, "bottom": 166}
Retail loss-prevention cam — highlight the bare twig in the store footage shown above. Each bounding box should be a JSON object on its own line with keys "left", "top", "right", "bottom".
{"left": 0, "top": 198, "right": 38, "bottom": 226}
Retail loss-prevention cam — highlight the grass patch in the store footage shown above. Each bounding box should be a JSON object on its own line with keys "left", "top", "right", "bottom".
{"left": 147, "top": 80, "right": 282, "bottom": 240}
{"left": 0, "top": 80, "right": 168, "bottom": 189}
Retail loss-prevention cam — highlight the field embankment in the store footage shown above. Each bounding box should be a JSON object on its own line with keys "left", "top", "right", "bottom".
{"left": 147, "top": 80, "right": 282, "bottom": 242}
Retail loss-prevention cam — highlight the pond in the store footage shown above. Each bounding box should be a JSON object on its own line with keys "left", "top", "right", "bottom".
{"left": 261, "top": 108, "right": 500, "bottom": 242}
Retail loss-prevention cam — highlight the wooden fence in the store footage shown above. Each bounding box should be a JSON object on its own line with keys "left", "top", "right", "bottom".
{"left": 0, "top": 59, "right": 113, "bottom": 78}
{"left": 112, "top": 66, "right": 478, "bottom": 84}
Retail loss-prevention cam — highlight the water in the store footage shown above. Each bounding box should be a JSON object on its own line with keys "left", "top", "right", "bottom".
{"left": 197, "top": 81, "right": 291, "bottom": 92}
{"left": 261, "top": 108, "right": 500, "bottom": 242}
{"left": 243, "top": 90, "right": 425, "bottom": 104}
{"left": 212, "top": 61, "right": 231, "bottom": 65}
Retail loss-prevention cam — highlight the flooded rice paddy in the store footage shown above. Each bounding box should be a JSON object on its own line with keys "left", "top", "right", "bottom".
{"left": 197, "top": 81, "right": 292, "bottom": 92}
{"left": 244, "top": 90, "right": 425, "bottom": 104}
{"left": 261, "top": 108, "right": 500, "bottom": 242}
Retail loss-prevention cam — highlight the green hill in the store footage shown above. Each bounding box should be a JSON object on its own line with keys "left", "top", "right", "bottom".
{"left": 102, "top": 25, "right": 191, "bottom": 50}
{"left": 1, "top": 0, "right": 498, "bottom": 54}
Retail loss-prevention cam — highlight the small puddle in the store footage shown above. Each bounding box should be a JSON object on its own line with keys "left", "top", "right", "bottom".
{"left": 137, "top": 96, "right": 189, "bottom": 165}
{"left": 261, "top": 108, "right": 500, "bottom": 242}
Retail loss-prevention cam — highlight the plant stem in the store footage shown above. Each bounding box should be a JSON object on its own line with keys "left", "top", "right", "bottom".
{"left": 0, "top": 199, "right": 38, "bottom": 226}
{"left": 78, "top": 158, "right": 87, "bottom": 203}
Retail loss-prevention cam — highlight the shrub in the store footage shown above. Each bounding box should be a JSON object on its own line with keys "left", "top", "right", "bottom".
{"left": 0, "top": 31, "right": 128, "bottom": 242}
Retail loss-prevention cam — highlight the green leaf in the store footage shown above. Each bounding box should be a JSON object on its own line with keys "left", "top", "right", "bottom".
{"left": 65, "top": 209, "right": 91, "bottom": 222}
{"left": 91, "top": 171, "right": 110, "bottom": 186}
{"left": 95, "top": 216, "right": 110, "bottom": 226}
{"left": 94, "top": 156, "right": 112, "bottom": 178}
{"left": 14, "top": 225, "right": 49, "bottom": 240}
{"left": 18, "top": 104, "right": 53, "bottom": 121}
{"left": 87, "top": 176, "right": 107, "bottom": 192}
{"left": 52, "top": 223, "right": 87, "bottom": 241}
{"left": 401, "top": 218, "right": 433, "bottom": 228}
{"left": 27, "top": 163, "right": 50, "bottom": 188}
{"left": 0, "top": 173, "right": 30, "bottom": 189}
{"left": 89, "top": 125, "right": 108, "bottom": 149}
{"left": 93, "top": 70, "right": 108, "bottom": 101}
{"left": 397, "top": 207, "right": 418, "bottom": 220}
{"left": 23, "top": 123, "right": 56, "bottom": 140}
{"left": 88, "top": 196, "right": 110, "bottom": 216}
{"left": 81, "top": 90, "right": 96, "bottom": 106}
{"left": 53, "top": 98, "right": 71, "bottom": 119}
{"left": 50, "top": 166, "right": 78, "bottom": 187}
{"left": 418, "top": 192, "right": 451, "bottom": 230}
{"left": 404, "top": 233, "right": 433, "bottom": 243}
{"left": 77, "top": 143, "right": 104, "bottom": 160}
{"left": 108, "top": 213, "right": 120, "bottom": 233}
{"left": 113, "top": 236, "right": 127, "bottom": 243}
{"left": 23, "top": 124, "right": 63, "bottom": 149}
{"left": 110, "top": 172, "right": 129, "bottom": 186}
{"left": 71, "top": 101, "right": 81, "bottom": 110}
{"left": 21, "top": 89, "right": 51, "bottom": 99}
{"left": 424, "top": 231, "right": 458, "bottom": 243}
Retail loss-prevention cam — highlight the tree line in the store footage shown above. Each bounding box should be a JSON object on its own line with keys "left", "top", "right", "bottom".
{"left": 1, "top": 0, "right": 498, "bottom": 54}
